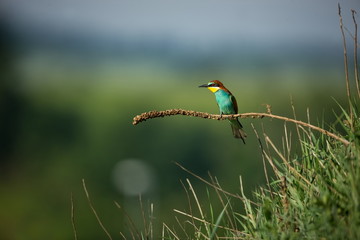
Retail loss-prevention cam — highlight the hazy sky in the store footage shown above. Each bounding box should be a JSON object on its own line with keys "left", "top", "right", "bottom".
{"left": 2, "top": 0, "right": 360, "bottom": 47}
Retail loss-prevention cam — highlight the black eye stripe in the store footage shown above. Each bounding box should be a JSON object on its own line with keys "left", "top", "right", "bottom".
{"left": 209, "top": 83, "right": 219, "bottom": 87}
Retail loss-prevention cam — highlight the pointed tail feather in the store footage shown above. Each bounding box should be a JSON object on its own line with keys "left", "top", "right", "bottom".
{"left": 230, "top": 119, "right": 247, "bottom": 144}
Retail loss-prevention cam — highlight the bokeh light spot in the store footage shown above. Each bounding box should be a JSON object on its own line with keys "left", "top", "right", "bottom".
{"left": 112, "top": 159, "right": 155, "bottom": 196}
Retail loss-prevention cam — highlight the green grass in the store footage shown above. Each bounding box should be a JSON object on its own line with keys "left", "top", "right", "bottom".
{"left": 144, "top": 101, "right": 359, "bottom": 240}
{"left": 249, "top": 104, "right": 360, "bottom": 239}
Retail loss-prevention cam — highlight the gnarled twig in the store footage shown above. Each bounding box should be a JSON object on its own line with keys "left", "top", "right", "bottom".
{"left": 132, "top": 108, "right": 350, "bottom": 146}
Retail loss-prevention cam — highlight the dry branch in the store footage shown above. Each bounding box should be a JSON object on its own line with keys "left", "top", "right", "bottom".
{"left": 132, "top": 109, "right": 350, "bottom": 146}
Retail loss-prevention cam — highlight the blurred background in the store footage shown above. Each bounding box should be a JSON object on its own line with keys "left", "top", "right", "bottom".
{"left": 1, "top": 0, "right": 359, "bottom": 239}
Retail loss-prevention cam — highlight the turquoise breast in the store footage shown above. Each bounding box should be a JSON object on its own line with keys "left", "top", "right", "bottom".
{"left": 214, "top": 89, "right": 236, "bottom": 114}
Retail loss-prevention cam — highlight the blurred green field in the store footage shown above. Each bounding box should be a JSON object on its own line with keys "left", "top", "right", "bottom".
{"left": 0, "top": 52, "right": 349, "bottom": 238}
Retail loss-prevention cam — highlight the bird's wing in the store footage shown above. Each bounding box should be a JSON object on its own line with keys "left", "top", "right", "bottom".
{"left": 230, "top": 94, "right": 238, "bottom": 113}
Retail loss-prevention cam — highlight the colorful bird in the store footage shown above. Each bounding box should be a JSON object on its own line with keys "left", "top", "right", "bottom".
{"left": 199, "top": 80, "right": 247, "bottom": 143}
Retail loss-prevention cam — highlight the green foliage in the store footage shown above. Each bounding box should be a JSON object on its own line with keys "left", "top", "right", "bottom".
{"left": 156, "top": 101, "right": 360, "bottom": 240}
{"left": 227, "top": 103, "right": 360, "bottom": 240}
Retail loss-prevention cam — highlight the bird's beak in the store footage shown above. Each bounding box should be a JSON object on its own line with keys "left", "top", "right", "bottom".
{"left": 198, "top": 84, "right": 208, "bottom": 88}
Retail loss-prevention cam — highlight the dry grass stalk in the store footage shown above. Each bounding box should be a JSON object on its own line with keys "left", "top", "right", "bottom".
{"left": 82, "top": 179, "right": 113, "bottom": 240}
{"left": 139, "top": 195, "right": 152, "bottom": 239}
{"left": 174, "top": 216, "right": 189, "bottom": 239}
{"left": 162, "top": 222, "right": 180, "bottom": 240}
{"left": 173, "top": 209, "right": 248, "bottom": 238}
{"left": 251, "top": 123, "right": 273, "bottom": 199}
{"left": 70, "top": 193, "right": 78, "bottom": 240}
{"left": 280, "top": 176, "right": 289, "bottom": 212}
{"left": 338, "top": 3, "right": 354, "bottom": 128}
{"left": 264, "top": 135, "right": 316, "bottom": 191}
{"left": 185, "top": 178, "right": 211, "bottom": 235}
{"left": 174, "top": 162, "right": 259, "bottom": 207}
{"left": 352, "top": 9, "right": 360, "bottom": 98}
{"left": 179, "top": 179, "right": 197, "bottom": 234}
{"left": 114, "top": 201, "right": 141, "bottom": 239}
{"left": 208, "top": 174, "right": 236, "bottom": 230}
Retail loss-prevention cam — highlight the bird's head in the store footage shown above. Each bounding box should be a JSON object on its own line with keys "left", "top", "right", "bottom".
{"left": 198, "top": 80, "right": 225, "bottom": 93}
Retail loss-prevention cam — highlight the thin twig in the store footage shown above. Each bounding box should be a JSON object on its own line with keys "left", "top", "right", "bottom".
{"left": 352, "top": 9, "right": 360, "bottom": 98}
{"left": 133, "top": 109, "right": 349, "bottom": 146}
{"left": 338, "top": 3, "right": 354, "bottom": 128}
{"left": 70, "top": 193, "right": 78, "bottom": 240}
{"left": 82, "top": 179, "right": 113, "bottom": 240}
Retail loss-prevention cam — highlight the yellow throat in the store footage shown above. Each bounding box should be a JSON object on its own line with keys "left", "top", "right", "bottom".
{"left": 208, "top": 87, "right": 220, "bottom": 93}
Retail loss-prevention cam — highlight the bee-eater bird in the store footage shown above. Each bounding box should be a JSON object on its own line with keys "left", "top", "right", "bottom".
{"left": 199, "top": 80, "right": 247, "bottom": 143}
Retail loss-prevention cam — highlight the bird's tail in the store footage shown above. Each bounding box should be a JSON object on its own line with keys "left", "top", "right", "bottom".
{"left": 230, "top": 119, "right": 247, "bottom": 144}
